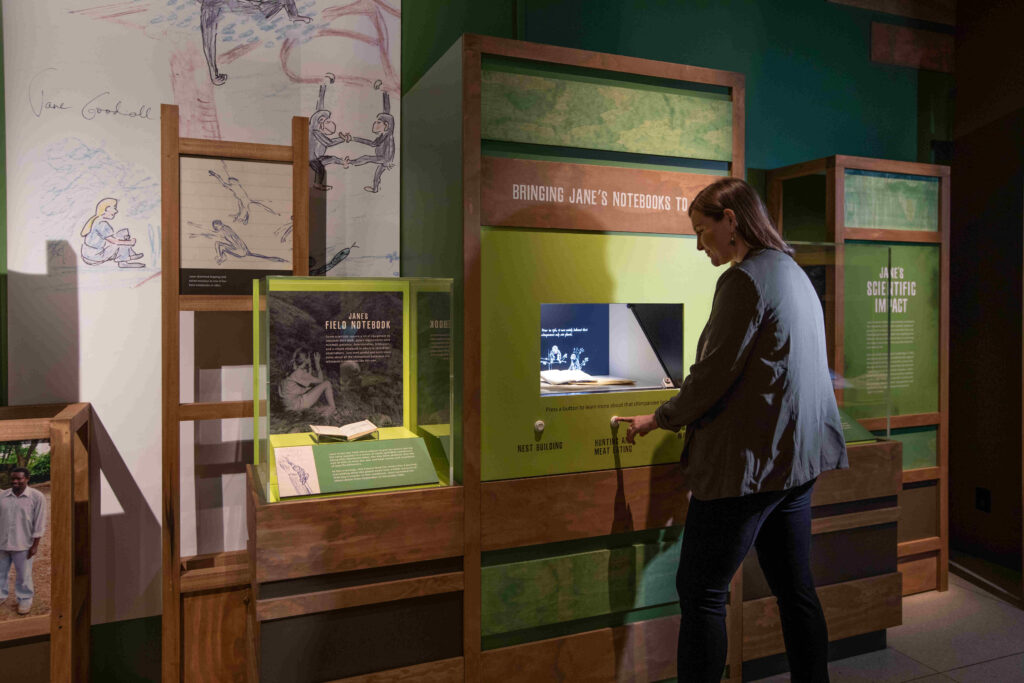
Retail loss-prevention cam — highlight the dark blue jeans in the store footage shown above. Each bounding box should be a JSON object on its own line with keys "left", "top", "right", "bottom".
{"left": 676, "top": 478, "right": 829, "bottom": 682}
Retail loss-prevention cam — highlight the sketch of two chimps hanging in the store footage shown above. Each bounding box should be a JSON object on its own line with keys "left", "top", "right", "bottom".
{"left": 200, "top": 0, "right": 397, "bottom": 194}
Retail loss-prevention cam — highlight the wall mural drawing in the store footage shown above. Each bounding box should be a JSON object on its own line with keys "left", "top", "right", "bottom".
{"left": 310, "top": 241, "right": 358, "bottom": 275}
{"left": 309, "top": 73, "right": 352, "bottom": 192}
{"left": 340, "top": 82, "right": 394, "bottom": 193}
{"left": 80, "top": 198, "right": 147, "bottom": 269}
{"left": 4, "top": 0, "right": 400, "bottom": 623}
{"left": 187, "top": 220, "right": 289, "bottom": 265}
{"left": 200, "top": 0, "right": 313, "bottom": 86}
{"left": 208, "top": 162, "right": 281, "bottom": 225}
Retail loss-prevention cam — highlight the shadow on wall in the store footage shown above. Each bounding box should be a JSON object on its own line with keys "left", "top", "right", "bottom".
{"left": 191, "top": 311, "right": 255, "bottom": 555}
{"left": 89, "top": 413, "right": 161, "bottom": 625}
{"left": 7, "top": 242, "right": 81, "bottom": 404}
{"left": 9, "top": 241, "right": 161, "bottom": 611}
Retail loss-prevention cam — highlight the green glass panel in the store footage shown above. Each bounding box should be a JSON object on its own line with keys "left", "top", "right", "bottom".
{"left": 481, "top": 66, "right": 732, "bottom": 161}
{"left": 480, "top": 228, "right": 721, "bottom": 480}
{"left": 844, "top": 170, "right": 939, "bottom": 232}
{"left": 872, "top": 425, "right": 937, "bottom": 470}
{"left": 481, "top": 530, "right": 682, "bottom": 636}
{"left": 842, "top": 243, "right": 940, "bottom": 419}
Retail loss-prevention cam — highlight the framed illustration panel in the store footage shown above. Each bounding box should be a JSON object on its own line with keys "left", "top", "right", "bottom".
{"left": 179, "top": 157, "right": 294, "bottom": 295}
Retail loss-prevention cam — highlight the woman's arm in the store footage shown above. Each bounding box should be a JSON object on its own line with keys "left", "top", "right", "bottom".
{"left": 654, "top": 268, "right": 763, "bottom": 431}
{"left": 620, "top": 268, "right": 763, "bottom": 441}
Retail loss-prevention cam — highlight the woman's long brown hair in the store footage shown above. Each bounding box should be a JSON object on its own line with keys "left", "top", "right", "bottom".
{"left": 689, "top": 177, "right": 794, "bottom": 257}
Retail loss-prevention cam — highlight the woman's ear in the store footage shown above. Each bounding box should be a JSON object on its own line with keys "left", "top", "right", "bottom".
{"left": 723, "top": 208, "right": 738, "bottom": 228}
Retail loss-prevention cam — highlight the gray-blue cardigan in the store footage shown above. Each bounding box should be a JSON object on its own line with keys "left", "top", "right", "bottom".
{"left": 654, "top": 248, "right": 848, "bottom": 500}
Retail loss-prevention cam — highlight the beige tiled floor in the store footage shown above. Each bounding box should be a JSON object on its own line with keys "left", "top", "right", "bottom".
{"left": 750, "top": 574, "right": 1024, "bottom": 682}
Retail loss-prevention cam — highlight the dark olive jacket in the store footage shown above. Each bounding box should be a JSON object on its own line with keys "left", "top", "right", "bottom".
{"left": 654, "top": 248, "right": 848, "bottom": 500}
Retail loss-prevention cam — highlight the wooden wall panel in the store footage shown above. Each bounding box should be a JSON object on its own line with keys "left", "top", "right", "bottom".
{"left": 481, "top": 464, "right": 686, "bottom": 551}
{"left": 252, "top": 483, "right": 464, "bottom": 583}
{"left": 899, "top": 482, "right": 940, "bottom": 542}
{"left": 183, "top": 587, "right": 249, "bottom": 683}
{"left": 259, "top": 594, "right": 463, "bottom": 683}
{"left": 812, "top": 441, "right": 902, "bottom": 506}
{"left": 743, "top": 573, "right": 902, "bottom": 661}
{"left": 481, "top": 615, "right": 679, "bottom": 682}
{"left": 871, "top": 23, "right": 954, "bottom": 73}
{"left": 899, "top": 554, "right": 939, "bottom": 595}
{"left": 828, "top": 0, "right": 954, "bottom": 25}
{"left": 481, "top": 156, "right": 713, "bottom": 234}
{"left": 327, "top": 657, "right": 464, "bottom": 683}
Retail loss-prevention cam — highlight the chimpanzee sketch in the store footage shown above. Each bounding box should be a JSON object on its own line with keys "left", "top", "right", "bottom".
{"left": 309, "top": 73, "right": 351, "bottom": 192}
{"left": 200, "top": 0, "right": 312, "bottom": 86}
{"left": 209, "top": 162, "right": 279, "bottom": 225}
{"left": 187, "top": 219, "right": 288, "bottom": 265}
{"left": 341, "top": 82, "right": 395, "bottom": 193}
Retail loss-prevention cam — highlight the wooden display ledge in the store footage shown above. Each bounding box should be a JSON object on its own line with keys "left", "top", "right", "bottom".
{"left": 246, "top": 467, "right": 464, "bottom": 584}
{"left": 245, "top": 467, "right": 466, "bottom": 682}
{"left": 0, "top": 403, "right": 91, "bottom": 683}
{"left": 189, "top": 441, "right": 901, "bottom": 682}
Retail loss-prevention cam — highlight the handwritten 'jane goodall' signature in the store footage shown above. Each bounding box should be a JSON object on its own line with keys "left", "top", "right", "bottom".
{"left": 29, "top": 68, "right": 153, "bottom": 122}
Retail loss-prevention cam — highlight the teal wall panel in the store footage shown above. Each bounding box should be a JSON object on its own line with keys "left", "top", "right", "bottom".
{"left": 521, "top": 0, "right": 948, "bottom": 171}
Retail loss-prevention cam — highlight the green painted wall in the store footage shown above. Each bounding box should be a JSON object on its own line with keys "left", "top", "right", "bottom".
{"left": 521, "top": 0, "right": 948, "bottom": 170}
{"left": 405, "top": 0, "right": 952, "bottom": 171}
{"left": 403, "top": 0, "right": 518, "bottom": 94}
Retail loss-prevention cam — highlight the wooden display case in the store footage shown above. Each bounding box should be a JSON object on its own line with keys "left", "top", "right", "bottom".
{"left": 162, "top": 37, "right": 912, "bottom": 682}
{"left": 404, "top": 34, "right": 904, "bottom": 681}
{"left": 767, "top": 155, "right": 950, "bottom": 595}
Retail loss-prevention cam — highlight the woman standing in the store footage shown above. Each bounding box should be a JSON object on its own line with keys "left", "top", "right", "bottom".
{"left": 618, "top": 177, "right": 847, "bottom": 683}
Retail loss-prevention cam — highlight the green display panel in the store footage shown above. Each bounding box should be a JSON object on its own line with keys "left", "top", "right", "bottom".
{"left": 481, "top": 528, "right": 682, "bottom": 642}
{"left": 480, "top": 60, "right": 732, "bottom": 162}
{"left": 269, "top": 429, "right": 440, "bottom": 500}
{"left": 844, "top": 170, "right": 939, "bottom": 232}
{"left": 839, "top": 407, "right": 877, "bottom": 444}
{"left": 252, "top": 277, "right": 454, "bottom": 502}
{"left": 480, "top": 228, "right": 721, "bottom": 480}
{"left": 871, "top": 425, "right": 937, "bottom": 470}
{"left": 842, "top": 243, "right": 940, "bottom": 419}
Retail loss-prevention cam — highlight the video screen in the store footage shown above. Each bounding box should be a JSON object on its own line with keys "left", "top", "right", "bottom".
{"left": 539, "top": 303, "right": 683, "bottom": 395}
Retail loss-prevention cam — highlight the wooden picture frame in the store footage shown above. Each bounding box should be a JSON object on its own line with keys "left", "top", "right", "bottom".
{"left": 0, "top": 403, "right": 91, "bottom": 683}
{"left": 160, "top": 105, "right": 309, "bottom": 682}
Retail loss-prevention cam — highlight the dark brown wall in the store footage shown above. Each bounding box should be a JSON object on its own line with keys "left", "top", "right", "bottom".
{"left": 949, "top": 0, "right": 1024, "bottom": 568}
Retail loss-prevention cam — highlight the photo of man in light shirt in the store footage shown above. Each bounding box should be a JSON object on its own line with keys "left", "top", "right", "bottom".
{"left": 0, "top": 467, "right": 47, "bottom": 615}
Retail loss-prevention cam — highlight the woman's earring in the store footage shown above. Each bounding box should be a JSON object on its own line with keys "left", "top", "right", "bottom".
{"left": 729, "top": 233, "right": 736, "bottom": 246}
